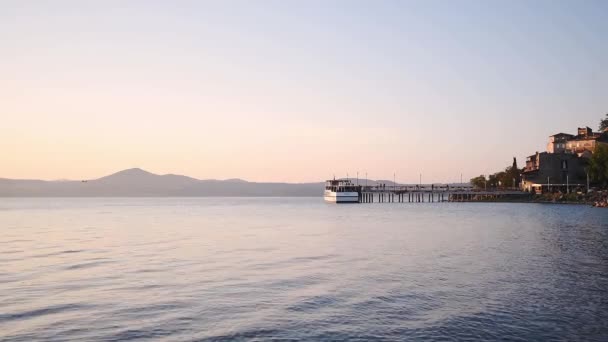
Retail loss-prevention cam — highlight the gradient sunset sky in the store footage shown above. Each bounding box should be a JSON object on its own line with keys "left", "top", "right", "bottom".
{"left": 2, "top": 1, "right": 607, "bottom": 183}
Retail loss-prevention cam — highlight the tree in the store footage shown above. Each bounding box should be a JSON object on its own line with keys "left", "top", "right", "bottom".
{"left": 510, "top": 157, "right": 520, "bottom": 184}
{"left": 588, "top": 144, "right": 608, "bottom": 188}
{"left": 499, "top": 168, "right": 510, "bottom": 187}
{"left": 470, "top": 175, "right": 486, "bottom": 189}
{"left": 471, "top": 158, "right": 523, "bottom": 190}
{"left": 600, "top": 113, "right": 608, "bottom": 132}
{"left": 489, "top": 172, "right": 504, "bottom": 188}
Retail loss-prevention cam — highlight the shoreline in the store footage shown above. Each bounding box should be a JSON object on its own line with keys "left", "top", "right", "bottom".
{"left": 448, "top": 191, "right": 608, "bottom": 207}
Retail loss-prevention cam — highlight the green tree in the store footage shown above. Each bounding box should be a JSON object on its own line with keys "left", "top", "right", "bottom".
{"left": 588, "top": 144, "right": 608, "bottom": 188}
{"left": 600, "top": 113, "right": 608, "bottom": 132}
{"left": 489, "top": 172, "right": 505, "bottom": 188}
{"left": 509, "top": 157, "right": 520, "bottom": 185}
{"left": 470, "top": 175, "right": 486, "bottom": 189}
{"left": 471, "top": 158, "right": 522, "bottom": 190}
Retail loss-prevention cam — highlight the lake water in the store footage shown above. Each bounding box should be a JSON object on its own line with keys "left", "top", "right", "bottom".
{"left": 1, "top": 198, "right": 607, "bottom": 341}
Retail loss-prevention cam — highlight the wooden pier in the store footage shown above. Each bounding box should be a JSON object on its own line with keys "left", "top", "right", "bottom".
{"left": 357, "top": 185, "right": 527, "bottom": 203}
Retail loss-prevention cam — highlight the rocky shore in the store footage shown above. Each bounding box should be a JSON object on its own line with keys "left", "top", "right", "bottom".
{"left": 531, "top": 190, "right": 608, "bottom": 207}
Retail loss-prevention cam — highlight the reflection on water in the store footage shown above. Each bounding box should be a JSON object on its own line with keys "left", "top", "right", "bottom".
{"left": 1, "top": 198, "right": 607, "bottom": 341}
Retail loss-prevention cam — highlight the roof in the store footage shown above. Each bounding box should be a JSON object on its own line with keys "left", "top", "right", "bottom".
{"left": 549, "top": 133, "right": 574, "bottom": 137}
{"left": 526, "top": 151, "right": 546, "bottom": 159}
{"left": 598, "top": 132, "right": 608, "bottom": 142}
{"left": 569, "top": 133, "right": 602, "bottom": 141}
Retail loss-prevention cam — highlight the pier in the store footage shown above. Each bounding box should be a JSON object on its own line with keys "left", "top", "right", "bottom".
{"left": 357, "top": 185, "right": 527, "bottom": 203}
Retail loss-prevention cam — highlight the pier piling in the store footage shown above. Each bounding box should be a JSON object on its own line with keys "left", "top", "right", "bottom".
{"left": 356, "top": 185, "right": 525, "bottom": 204}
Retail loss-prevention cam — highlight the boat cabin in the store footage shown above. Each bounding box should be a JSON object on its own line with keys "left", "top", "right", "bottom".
{"left": 325, "top": 179, "right": 359, "bottom": 193}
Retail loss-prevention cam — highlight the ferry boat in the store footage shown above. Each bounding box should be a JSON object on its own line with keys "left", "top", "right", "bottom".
{"left": 324, "top": 179, "right": 360, "bottom": 203}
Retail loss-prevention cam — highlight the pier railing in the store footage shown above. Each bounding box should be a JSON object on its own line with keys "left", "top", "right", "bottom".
{"left": 355, "top": 185, "right": 528, "bottom": 203}
{"left": 359, "top": 185, "right": 521, "bottom": 193}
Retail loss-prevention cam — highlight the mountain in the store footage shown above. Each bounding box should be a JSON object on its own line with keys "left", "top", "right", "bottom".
{"left": 0, "top": 169, "right": 325, "bottom": 197}
{"left": 0, "top": 170, "right": 471, "bottom": 197}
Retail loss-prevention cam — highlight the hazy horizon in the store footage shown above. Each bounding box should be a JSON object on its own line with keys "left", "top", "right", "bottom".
{"left": 2, "top": 1, "right": 607, "bottom": 183}
{"left": 1, "top": 166, "right": 471, "bottom": 185}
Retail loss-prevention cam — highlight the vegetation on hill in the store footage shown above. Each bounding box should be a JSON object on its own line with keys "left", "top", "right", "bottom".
{"left": 588, "top": 144, "right": 608, "bottom": 188}
{"left": 470, "top": 158, "right": 521, "bottom": 189}
{"left": 599, "top": 113, "right": 608, "bottom": 131}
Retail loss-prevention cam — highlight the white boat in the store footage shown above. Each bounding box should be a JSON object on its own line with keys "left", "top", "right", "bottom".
{"left": 324, "top": 179, "right": 360, "bottom": 203}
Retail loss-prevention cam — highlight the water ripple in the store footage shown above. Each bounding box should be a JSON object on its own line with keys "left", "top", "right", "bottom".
{"left": 63, "top": 260, "right": 116, "bottom": 270}
{"left": 0, "top": 198, "right": 606, "bottom": 341}
{"left": 0, "top": 303, "right": 90, "bottom": 323}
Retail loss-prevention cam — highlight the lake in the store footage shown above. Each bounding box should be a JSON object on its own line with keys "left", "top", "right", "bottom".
{"left": 1, "top": 198, "right": 607, "bottom": 341}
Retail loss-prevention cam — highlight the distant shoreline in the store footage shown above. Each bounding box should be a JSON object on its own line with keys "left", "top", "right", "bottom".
{"left": 0, "top": 195, "right": 598, "bottom": 205}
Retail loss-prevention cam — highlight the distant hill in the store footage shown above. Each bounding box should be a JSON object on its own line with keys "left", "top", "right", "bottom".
{"left": 0, "top": 169, "right": 471, "bottom": 197}
{"left": 0, "top": 168, "right": 325, "bottom": 197}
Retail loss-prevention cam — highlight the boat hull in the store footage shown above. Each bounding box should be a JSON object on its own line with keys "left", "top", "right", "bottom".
{"left": 324, "top": 191, "right": 359, "bottom": 203}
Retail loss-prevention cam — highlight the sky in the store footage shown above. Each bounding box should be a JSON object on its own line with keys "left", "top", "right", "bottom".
{"left": 1, "top": 0, "right": 607, "bottom": 183}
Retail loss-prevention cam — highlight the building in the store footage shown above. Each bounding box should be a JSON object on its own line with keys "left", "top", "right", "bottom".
{"left": 521, "top": 152, "right": 587, "bottom": 193}
{"left": 522, "top": 125, "right": 608, "bottom": 193}
{"left": 546, "top": 126, "right": 608, "bottom": 155}
{"left": 547, "top": 133, "right": 574, "bottom": 153}
{"left": 564, "top": 127, "right": 608, "bottom": 155}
